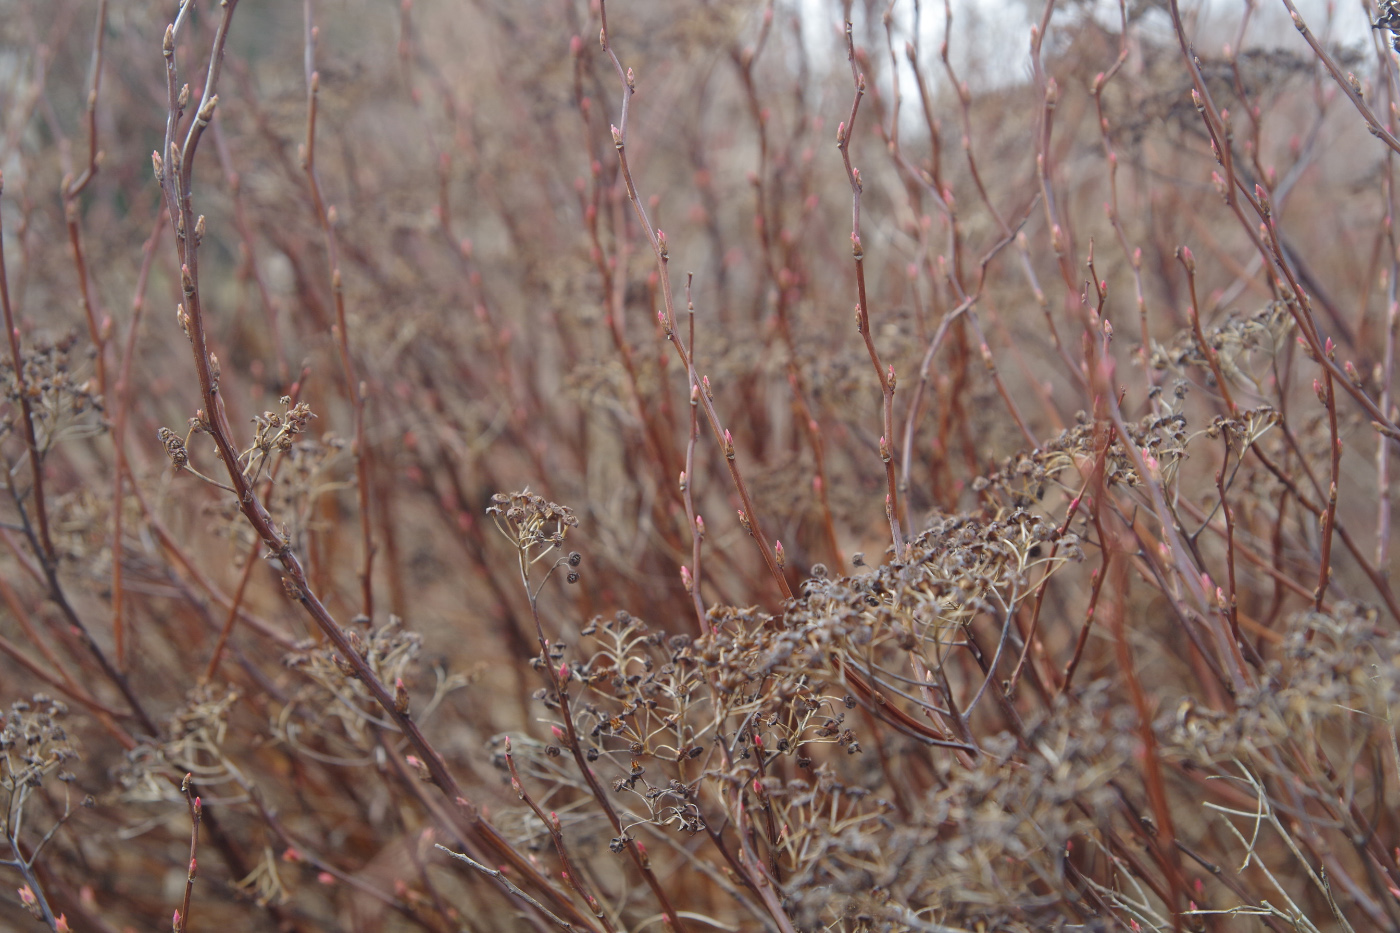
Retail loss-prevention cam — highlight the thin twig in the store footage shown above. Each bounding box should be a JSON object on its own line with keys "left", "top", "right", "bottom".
{"left": 435, "top": 845, "right": 582, "bottom": 932}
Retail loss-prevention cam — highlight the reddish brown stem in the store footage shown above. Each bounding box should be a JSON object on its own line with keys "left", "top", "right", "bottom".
{"left": 151, "top": 9, "right": 597, "bottom": 926}
{"left": 173, "top": 775, "right": 201, "bottom": 933}
{"left": 503, "top": 738, "right": 616, "bottom": 931}
{"left": 302, "top": 5, "right": 375, "bottom": 620}
{"left": 836, "top": 21, "right": 903, "bottom": 557}
{"left": 599, "top": 1, "right": 792, "bottom": 600}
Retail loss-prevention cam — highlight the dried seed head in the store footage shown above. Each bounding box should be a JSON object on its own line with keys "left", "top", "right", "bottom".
{"left": 1376, "top": 1, "right": 1400, "bottom": 33}
{"left": 158, "top": 427, "right": 188, "bottom": 469}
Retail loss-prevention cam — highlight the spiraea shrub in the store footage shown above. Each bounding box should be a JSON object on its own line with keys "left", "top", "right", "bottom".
{"left": 3, "top": 0, "right": 1400, "bottom": 930}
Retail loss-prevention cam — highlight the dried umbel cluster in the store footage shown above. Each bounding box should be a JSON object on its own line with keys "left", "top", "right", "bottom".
{"left": 159, "top": 397, "right": 318, "bottom": 487}
{"left": 495, "top": 496, "right": 1099, "bottom": 930}
{"left": 488, "top": 491, "right": 580, "bottom": 557}
{"left": 2, "top": 695, "right": 91, "bottom": 926}
{"left": 259, "top": 431, "right": 349, "bottom": 541}
{"left": 281, "top": 615, "right": 424, "bottom": 754}
{"left": 0, "top": 332, "right": 105, "bottom": 459}
{"left": 499, "top": 551, "right": 1400, "bottom": 932}
{"left": 972, "top": 387, "right": 1283, "bottom": 514}
{"left": 488, "top": 490, "right": 584, "bottom": 592}
{"left": 776, "top": 688, "right": 1136, "bottom": 931}
{"left": 1138, "top": 602, "right": 1400, "bottom": 931}
{"left": 1, "top": 695, "right": 79, "bottom": 802}
{"left": 972, "top": 402, "right": 1192, "bottom": 499}
{"left": 116, "top": 686, "right": 241, "bottom": 807}
{"left": 1163, "top": 603, "right": 1396, "bottom": 769}
{"left": 48, "top": 486, "right": 125, "bottom": 576}
{"left": 1151, "top": 300, "right": 1295, "bottom": 394}
{"left": 243, "top": 397, "right": 317, "bottom": 483}
{"left": 496, "top": 556, "right": 1144, "bottom": 932}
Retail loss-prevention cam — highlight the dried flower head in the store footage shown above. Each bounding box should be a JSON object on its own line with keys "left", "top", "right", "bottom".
{"left": 1375, "top": 0, "right": 1400, "bottom": 32}
{"left": 280, "top": 615, "right": 424, "bottom": 753}
{"left": 487, "top": 490, "right": 579, "bottom": 566}
{"left": 157, "top": 426, "right": 189, "bottom": 470}
{"left": 1, "top": 694, "right": 77, "bottom": 800}
{"left": 243, "top": 397, "right": 317, "bottom": 483}
{"left": 0, "top": 331, "right": 105, "bottom": 456}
